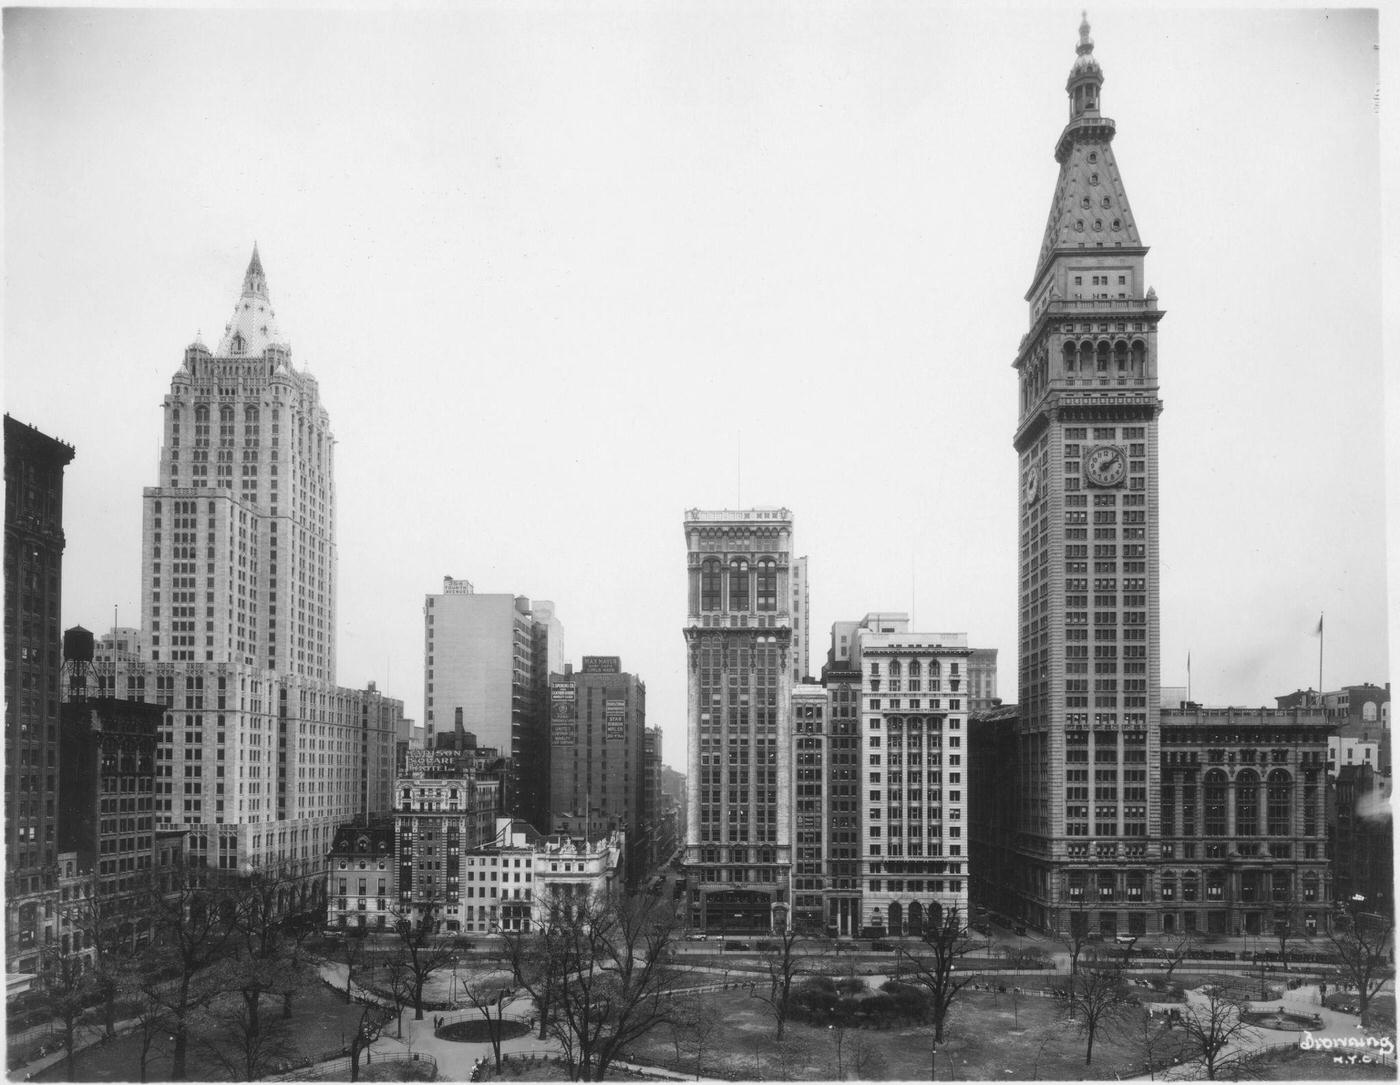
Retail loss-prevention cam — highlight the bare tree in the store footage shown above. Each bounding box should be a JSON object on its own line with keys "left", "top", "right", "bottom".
{"left": 119, "top": 979, "right": 172, "bottom": 1085}
{"left": 1064, "top": 962, "right": 1132, "bottom": 1067}
{"left": 142, "top": 869, "right": 241, "bottom": 1080}
{"left": 200, "top": 994, "right": 297, "bottom": 1082}
{"left": 340, "top": 930, "right": 366, "bottom": 1003}
{"left": 668, "top": 993, "right": 719, "bottom": 1079}
{"left": 895, "top": 905, "right": 976, "bottom": 1043}
{"left": 458, "top": 969, "right": 516, "bottom": 1071}
{"left": 1328, "top": 912, "right": 1395, "bottom": 1018}
{"left": 1154, "top": 931, "right": 1198, "bottom": 983}
{"left": 1174, "top": 986, "right": 1258, "bottom": 1080}
{"left": 381, "top": 953, "right": 417, "bottom": 1039}
{"left": 68, "top": 871, "right": 149, "bottom": 1040}
{"left": 37, "top": 949, "right": 98, "bottom": 1082}
{"left": 388, "top": 896, "right": 454, "bottom": 1020}
{"left": 346, "top": 1003, "right": 386, "bottom": 1084}
{"left": 750, "top": 927, "right": 804, "bottom": 1039}
{"left": 1057, "top": 903, "right": 1093, "bottom": 978}
{"left": 501, "top": 903, "right": 570, "bottom": 1041}
{"left": 847, "top": 1029, "right": 888, "bottom": 1081}
{"left": 519, "top": 889, "right": 685, "bottom": 1081}
{"left": 1272, "top": 915, "right": 1299, "bottom": 974}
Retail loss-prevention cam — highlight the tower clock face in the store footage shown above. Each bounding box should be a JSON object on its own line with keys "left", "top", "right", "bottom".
{"left": 1024, "top": 466, "right": 1040, "bottom": 506}
{"left": 1085, "top": 444, "right": 1127, "bottom": 487}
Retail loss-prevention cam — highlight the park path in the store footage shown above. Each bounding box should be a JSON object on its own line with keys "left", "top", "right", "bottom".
{"left": 1126, "top": 981, "right": 1394, "bottom": 1081}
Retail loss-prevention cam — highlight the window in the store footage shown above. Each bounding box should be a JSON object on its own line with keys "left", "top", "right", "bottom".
{"left": 728, "top": 559, "right": 749, "bottom": 611}
{"left": 701, "top": 560, "right": 721, "bottom": 611}
{"left": 755, "top": 559, "right": 777, "bottom": 611}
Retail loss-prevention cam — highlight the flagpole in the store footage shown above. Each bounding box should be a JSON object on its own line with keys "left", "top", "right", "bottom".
{"left": 1187, "top": 652, "right": 1191, "bottom": 705}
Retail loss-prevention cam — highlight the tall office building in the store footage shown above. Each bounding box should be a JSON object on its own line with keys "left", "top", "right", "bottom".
{"left": 846, "top": 614, "right": 973, "bottom": 935}
{"left": 1009, "top": 17, "right": 1165, "bottom": 933}
{"left": 90, "top": 249, "right": 400, "bottom": 896}
{"left": 683, "top": 507, "right": 795, "bottom": 933}
{"left": 5, "top": 416, "right": 75, "bottom": 976}
{"left": 790, "top": 555, "right": 811, "bottom": 682}
{"left": 423, "top": 577, "right": 562, "bottom": 827}
{"left": 547, "top": 656, "right": 646, "bottom": 886}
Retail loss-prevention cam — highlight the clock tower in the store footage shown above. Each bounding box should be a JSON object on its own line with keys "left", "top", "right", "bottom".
{"left": 1011, "top": 15, "right": 1165, "bottom": 936}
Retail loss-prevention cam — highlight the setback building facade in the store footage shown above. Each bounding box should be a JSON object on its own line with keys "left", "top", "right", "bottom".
{"left": 84, "top": 249, "right": 402, "bottom": 903}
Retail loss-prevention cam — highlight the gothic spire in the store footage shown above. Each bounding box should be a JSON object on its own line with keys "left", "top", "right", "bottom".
{"left": 216, "top": 243, "right": 285, "bottom": 357}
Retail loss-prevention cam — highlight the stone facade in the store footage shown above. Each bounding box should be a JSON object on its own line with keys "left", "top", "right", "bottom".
{"left": 1008, "top": 16, "right": 1166, "bottom": 935}
{"left": 683, "top": 507, "right": 795, "bottom": 933}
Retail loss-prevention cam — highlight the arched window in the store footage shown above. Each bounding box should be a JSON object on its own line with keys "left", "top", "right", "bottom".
{"left": 1234, "top": 770, "right": 1259, "bottom": 835}
{"left": 1113, "top": 340, "right": 1129, "bottom": 373}
{"left": 1203, "top": 770, "right": 1228, "bottom": 836}
{"left": 1095, "top": 341, "right": 1110, "bottom": 373}
{"left": 700, "top": 560, "right": 722, "bottom": 612}
{"left": 1063, "top": 341, "right": 1078, "bottom": 373}
{"left": 728, "top": 559, "right": 749, "bottom": 612}
{"left": 1130, "top": 339, "right": 1147, "bottom": 377}
{"left": 908, "top": 660, "right": 921, "bottom": 677}
{"left": 755, "top": 558, "right": 777, "bottom": 611}
{"left": 1267, "top": 770, "right": 1292, "bottom": 835}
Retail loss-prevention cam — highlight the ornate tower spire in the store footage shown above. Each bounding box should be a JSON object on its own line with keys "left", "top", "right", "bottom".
{"left": 1067, "top": 12, "right": 1103, "bottom": 120}
{"left": 243, "top": 242, "right": 268, "bottom": 300}
{"left": 1031, "top": 14, "right": 1141, "bottom": 290}
{"left": 217, "top": 243, "right": 284, "bottom": 356}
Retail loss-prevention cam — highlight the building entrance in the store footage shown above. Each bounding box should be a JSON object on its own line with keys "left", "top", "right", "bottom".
{"left": 703, "top": 888, "right": 775, "bottom": 933}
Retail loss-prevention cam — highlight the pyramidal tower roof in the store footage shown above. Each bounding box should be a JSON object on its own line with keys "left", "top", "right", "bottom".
{"left": 216, "top": 243, "right": 287, "bottom": 356}
{"left": 1032, "top": 14, "right": 1144, "bottom": 286}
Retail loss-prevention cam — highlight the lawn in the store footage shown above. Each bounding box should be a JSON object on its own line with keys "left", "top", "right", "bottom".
{"left": 31, "top": 982, "right": 388, "bottom": 1083}
{"left": 624, "top": 984, "right": 1192, "bottom": 1080}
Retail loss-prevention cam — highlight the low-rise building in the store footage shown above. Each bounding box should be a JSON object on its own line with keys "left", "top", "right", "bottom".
{"left": 1159, "top": 706, "right": 1332, "bottom": 938}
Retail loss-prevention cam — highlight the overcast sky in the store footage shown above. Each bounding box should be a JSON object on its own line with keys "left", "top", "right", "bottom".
{"left": 4, "top": 4, "right": 1393, "bottom": 760}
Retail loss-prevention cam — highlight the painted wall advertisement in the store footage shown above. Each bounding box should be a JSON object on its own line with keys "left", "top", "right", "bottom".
{"left": 551, "top": 681, "right": 577, "bottom": 746}
{"left": 605, "top": 697, "right": 626, "bottom": 741}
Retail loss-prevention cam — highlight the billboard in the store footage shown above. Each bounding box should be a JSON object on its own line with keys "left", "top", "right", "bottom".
{"left": 582, "top": 656, "right": 621, "bottom": 674}
{"left": 552, "top": 679, "right": 577, "bottom": 746}
{"left": 605, "top": 697, "right": 626, "bottom": 741}
{"left": 404, "top": 748, "right": 462, "bottom": 776}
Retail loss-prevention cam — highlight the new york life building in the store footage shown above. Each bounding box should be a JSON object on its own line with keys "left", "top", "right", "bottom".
{"left": 86, "top": 249, "right": 402, "bottom": 902}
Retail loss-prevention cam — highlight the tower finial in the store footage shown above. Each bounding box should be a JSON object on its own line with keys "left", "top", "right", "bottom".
{"left": 1078, "top": 11, "right": 1093, "bottom": 54}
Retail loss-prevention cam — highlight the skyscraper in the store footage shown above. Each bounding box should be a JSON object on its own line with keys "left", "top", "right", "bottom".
{"left": 4, "top": 416, "right": 75, "bottom": 975}
{"left": 423, "top": 576, "right": 562, "bottom": 827}
{"left": 683, "top": 507, "right": 794, "bottom": 933}
{"left": 1010, "top": 17, "right": 1164, "bottom": 934}
{"left": 547, "top": 656, "right": 646, "bottom": 886}
{"left": 91, "top": 248, "right": 400, "bottom": 896}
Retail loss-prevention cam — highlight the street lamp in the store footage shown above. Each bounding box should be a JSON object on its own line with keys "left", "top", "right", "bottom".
{"left": 450, "top": 956, "right": 458, "bottom": 1006}
{"left": 930, "top": 1038, "right": 937, "bottom": 1082}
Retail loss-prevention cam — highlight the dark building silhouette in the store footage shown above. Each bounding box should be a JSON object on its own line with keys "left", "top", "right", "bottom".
{"left": 5, "top": 415, "right": 75, "bottom": 978}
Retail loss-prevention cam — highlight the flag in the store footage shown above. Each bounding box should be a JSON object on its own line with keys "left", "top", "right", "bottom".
{"left": 1315, "top": 615, "right": 1324, "bottom": 636}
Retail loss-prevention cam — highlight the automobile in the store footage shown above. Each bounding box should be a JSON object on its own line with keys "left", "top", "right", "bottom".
{"left": 871, "top": 940, "right": 895, "bottom": 952}
{"left": 1115, "top": 934, "right": 1137, "bottom": 945}
{"left": 684, "top": 933, "right": 709, "bottom": 941}
{"left": 723, "top": 941, "right": 751, "bottom": 952}
{"left": 1085, "top": 932, "right": 1105, "bottom": 943}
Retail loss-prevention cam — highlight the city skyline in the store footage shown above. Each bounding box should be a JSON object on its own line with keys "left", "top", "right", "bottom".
{"left": 4, "top": 6, "right": 1391, "bottom": 750}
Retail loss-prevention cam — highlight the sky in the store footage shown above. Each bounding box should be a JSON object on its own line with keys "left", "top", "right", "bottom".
{"left": 4, "top": 3, "right": 1393, "bottom": 761}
